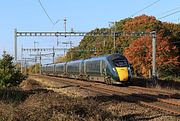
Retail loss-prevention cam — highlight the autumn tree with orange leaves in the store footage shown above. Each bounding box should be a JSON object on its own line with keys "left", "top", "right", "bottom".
{"left": 121, "top": 15, "right": 180, "bottom": 78}
{"left": 124, "top": 34, "right": 179, "bottom": 77}
{"left": 58, "top": 15, "right": 180, "bottom": 78}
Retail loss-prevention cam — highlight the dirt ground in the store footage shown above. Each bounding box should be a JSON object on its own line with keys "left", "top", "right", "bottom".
{"left": 0, "top": 77, "right": 179, "bottom": 121}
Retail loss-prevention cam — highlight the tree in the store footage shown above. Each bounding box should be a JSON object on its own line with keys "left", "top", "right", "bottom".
{"left": 65, "top": 28, "right": 112, "bottom": 60}
{"left": 0, "top": 51, "right": 27, "bottom": 88}
{"left": 56, "top": 15, "right": 180, "bottom": 79}
{"left": 123, "top": 15, "right": 164, "bottom": 33}
{"left": 124, "top": 34, "right": 179, "bottom": 77}
{"left": 163, "top": 22, "right": 180, "bottom": 56}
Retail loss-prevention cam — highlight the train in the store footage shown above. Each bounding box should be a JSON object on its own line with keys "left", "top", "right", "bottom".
{"left": 41, "top": 53, "right": 131, "bottom": 84}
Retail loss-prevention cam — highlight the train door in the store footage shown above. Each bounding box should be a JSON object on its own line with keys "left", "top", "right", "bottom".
{"left": 102, "top": 60, "right": 106, "bottom": 76}
{"left": 79, "top": 61, "right": 83, "bottom": 79}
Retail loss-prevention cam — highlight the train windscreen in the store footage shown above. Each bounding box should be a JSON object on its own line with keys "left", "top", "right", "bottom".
{"left": 112, "top": 59, "right": 128, "bottom": 67}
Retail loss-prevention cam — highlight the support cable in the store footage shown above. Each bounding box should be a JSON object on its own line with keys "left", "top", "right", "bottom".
{"left": 38, "top": 0, "right": 55, "bottom": 25}
{"left": 158, "top": 10, "right": 180, "bottom": 19}
{"left": 157, "top": 6, "right": 180, "bottom": 16}
{"left": 130, "top": 0, "right": 160, "bottom": 17}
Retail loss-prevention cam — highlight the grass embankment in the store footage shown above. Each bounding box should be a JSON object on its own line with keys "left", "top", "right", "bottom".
{"left": 131, "top": 76, "right": 180, "bottom": 90}
{"left": 0, "top": 79, "right": 136, "bottom": 121}
{"left": 0, "top": 78, "right": 179, "bottom": 121}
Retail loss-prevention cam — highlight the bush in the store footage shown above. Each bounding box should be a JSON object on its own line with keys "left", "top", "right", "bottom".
{"left": 0, "top": 51, "right": 27, "bottom": 88}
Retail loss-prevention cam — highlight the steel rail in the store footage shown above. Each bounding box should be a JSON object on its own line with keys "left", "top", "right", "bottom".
{"left": 129, "top": 86, "right": 179, "bottom": 97}
{"left": 128, "top": 86, "right": 180, "bottom": 106}
{"left": 32, "top": 75, "right": 180, "bottom": 115}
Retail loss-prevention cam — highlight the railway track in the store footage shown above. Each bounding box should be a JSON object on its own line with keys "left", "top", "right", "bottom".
{"left": 31, "top": 75, "right": 180, "bottom": 116}
{"left": 128, "top": 86, "right": 180, "bottom": 106}
{"left": 129, "top": 86, "right": 179, "bottom": 98}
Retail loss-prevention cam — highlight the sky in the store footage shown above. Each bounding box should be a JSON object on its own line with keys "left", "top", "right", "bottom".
{"left": 0, "top": 0, "right": 180, "bottom": 62}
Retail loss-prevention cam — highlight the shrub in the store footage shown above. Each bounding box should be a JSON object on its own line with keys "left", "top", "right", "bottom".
{"left": 0, "top": 51, "right": 27, "bottom": 88}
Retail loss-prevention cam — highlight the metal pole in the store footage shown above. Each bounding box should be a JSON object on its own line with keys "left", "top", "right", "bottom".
{"left": 53, "top": 46, "right": 55, "bottom": 63}
{"left": 64, "top": 18, "right": 67, "bottom": 37}
{"left": 40, "top": 52, "right": 42, "bottom": 75}
{"left": 113, "top": 22, "right": 116, "bottom": 51}
{"left": 70, "top": 41, "right": 72, "bottom": 48}
{"left": 14, "top": 28, "right": 17, "bottom": 61}
{"left": 21, "top": 45, "right": 23, "bottom": 73}
{"left": 64, "top": 49, "right": 66, "bottom": 56}
{"left": 34, "top": 57, "right": 36, "bottom": 74}
{"left": 25, "top": 58, "right": 27, "bottom": 74}
{"left": 103, "top": 38, "right": 106, "bottom": 48}
{"left": 152, "top": 31, "right": 157, "bottom": 82}
{"left": 34, "top": 41, "right": 39, "bottom": 49}
{"left": 109, "top": 22, "right": 116, "bottom": 53}
{"left": 71, "top": 51, "right": 72, "bottom": 60}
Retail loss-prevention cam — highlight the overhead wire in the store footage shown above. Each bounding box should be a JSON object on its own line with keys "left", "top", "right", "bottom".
{"left": 157, "top": 6, "right": 180, "bottom": 16}
{"left": 38, "top": 0, "right": 55, "bottom": 25}
{"left": 158, "top": 10, "right": 180, "bottom": 19}
{"left": 156, "top": 6, "right": 180, "bottom": 22}
{"left": 130, "top": 0, "right": 161, "bottom": 17}
{"left": 38, "top": 0, "right": 62, "bottom": 48}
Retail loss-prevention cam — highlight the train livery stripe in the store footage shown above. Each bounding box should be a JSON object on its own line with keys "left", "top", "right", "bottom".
{"left": 116, "top": 67, "right": 128, "bottom": 81}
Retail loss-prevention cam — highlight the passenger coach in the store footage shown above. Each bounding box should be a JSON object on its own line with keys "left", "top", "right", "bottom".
{"left": 41, "top": 53, "right": 131, "bottom": 84}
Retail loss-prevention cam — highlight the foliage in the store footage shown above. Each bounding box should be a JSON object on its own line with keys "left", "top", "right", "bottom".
{"left": 56, "top": 15, "right": 180, "bottom": 78}
{"left": 65, "top": 28, "right": 113, "bottom": 60}
{"left": 162, "top": 22, "right": 180, "bottom": 56}
{"left": 26, "top": 64, "right": 40, "bottom": 74}
{"left": 55, "top": 56, "right": 67, "bottom": 63}
{"left": 124, "top": 34, "right": 179, "bottom": 77}
{"left": 0, "top": 51, "right": 27, "bottom": 88}
{"left": 123, "top": 15, "right": 164, "bottom": 32}
{"left": 122, "top": 15, "right": 180, "bottom": 78}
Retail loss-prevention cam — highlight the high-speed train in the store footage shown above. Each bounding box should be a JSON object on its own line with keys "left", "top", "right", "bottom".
{"left": 41, "top": 53, "right": 131, "bottom": 84}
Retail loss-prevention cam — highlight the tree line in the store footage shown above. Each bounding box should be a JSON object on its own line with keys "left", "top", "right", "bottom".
{"left": 58, "top": 15, "right": 180, "bottom": 79}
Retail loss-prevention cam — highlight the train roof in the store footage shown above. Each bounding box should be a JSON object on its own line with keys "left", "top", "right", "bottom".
{"left": 66, "top": 59, "right": 83, "bottom": 64}
{"left": 107, "top": 53, "right": 126, "bottom": 60}
{"left": 84, "top": 53, "right": 125, "bottom": 61}
{"left": 42, "top": 53, "right": 126, "bottom": 66}
{"left": 55, "top": 62, "right": 66, "bottom": 65}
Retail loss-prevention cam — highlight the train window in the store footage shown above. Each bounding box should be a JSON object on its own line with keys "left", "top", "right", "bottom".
{"left": 113, "top": 59, "right": 127, "bottom": 67}
{"left": 86, "top": 61, "right": 100, "bottom": 73}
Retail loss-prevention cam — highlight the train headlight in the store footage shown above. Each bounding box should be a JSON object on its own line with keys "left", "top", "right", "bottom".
{"left": 128, "top": 67, "right": 130, "bottom": 70}
{"left": 128, "top": 67, "right": 132, "bottom": 75}
{"left": 113, "top": 67, "right": 117, "bottom": 72}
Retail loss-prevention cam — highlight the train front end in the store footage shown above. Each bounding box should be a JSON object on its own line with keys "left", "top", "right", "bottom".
{"left": 108, "top": 54, "right": 131, "bottom": 82}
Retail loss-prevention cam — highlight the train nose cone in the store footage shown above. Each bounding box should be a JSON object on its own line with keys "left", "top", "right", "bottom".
{"left": 116, "top": 67, "right": 128, "bottom": 81}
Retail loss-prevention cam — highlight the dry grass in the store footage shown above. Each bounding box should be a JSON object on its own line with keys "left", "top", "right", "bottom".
{"left": 0, "top": 79, "right": 122, "bottom": 121}
{"left": 0, "top": 88, "right": 123, "bottom": 121}
{"left": 0, "top": 78, "right": 179, "bottom": 121}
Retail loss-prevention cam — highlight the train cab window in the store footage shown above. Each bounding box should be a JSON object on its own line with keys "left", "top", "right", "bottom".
{"left": 113, "top": 59, "right": 127, "bottom": 67}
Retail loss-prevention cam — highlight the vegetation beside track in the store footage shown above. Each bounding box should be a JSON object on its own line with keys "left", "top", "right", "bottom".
{"left": 61, "top": 15, "right": 180, "bottom": 79}
{"left": 0, "top": 78, "right": 179, "bottom": 121}
{"left": 0, "top": 51, "right": 27, "bottom": 88}
{"left": 131, "top": 77, "right": 180, "bottom": 90}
